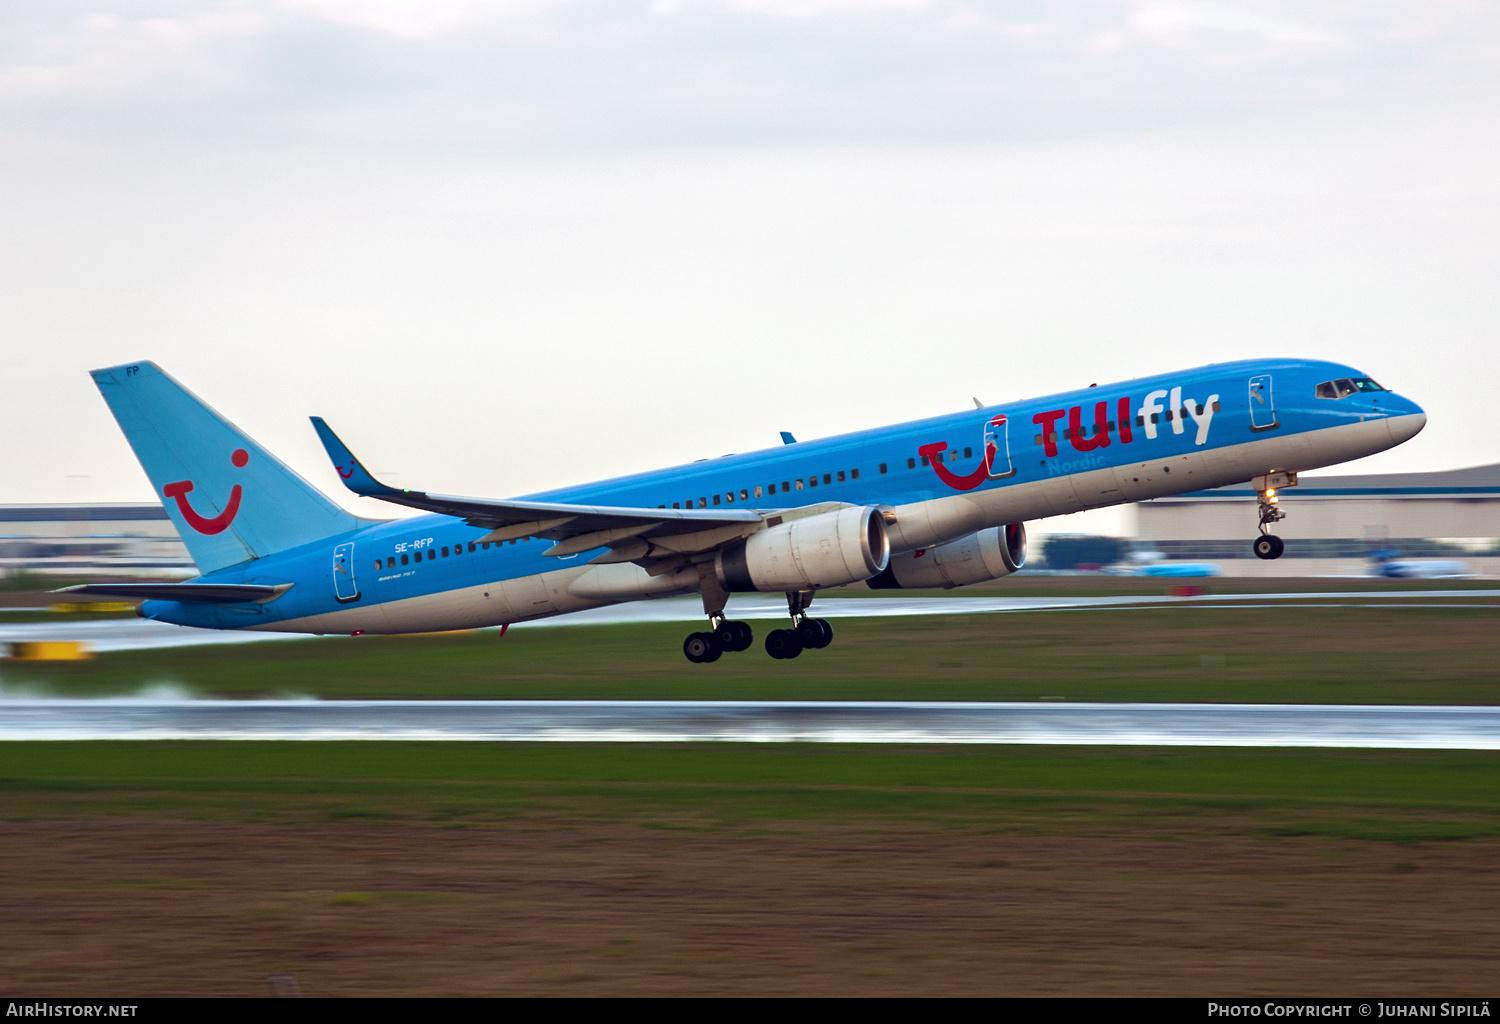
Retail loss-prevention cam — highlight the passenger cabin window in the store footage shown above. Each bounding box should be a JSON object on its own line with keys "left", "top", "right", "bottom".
{"left": 672, "top": 502, "right": 681, "bottom": 509}
{"left": 713, "top": 494, "right": 721, "bottom": 505}
{"left": 754, "top": 486, "right": 763, "bottom": 498}
{"left": 468, "top": 542, "right": 476, "bottom": 552}
{"left": 879, "top": 463, "right": 887, "bottom": 474}
{"left": 795, "top": 479, "right": 804, "bottom": 490}
{"left": 851, "top": 468, "right": 860, "bottom": 480}
{"left": 374, "top": 559, "right": 383, "bottom": 570}
{"left": 441, "top": 546, "right": 448, "bottom": 557}
{"left": 725, "top": 492, "right": 733, "bottom": 503}
{"left": 401, "top": 554, "right": 409, "bottom": 565}
{"left": 768, "top": 484, "right": 777, "bottom": 495}
{"left": 836, "top": 470, "right": 845, "bottom": 482}
{"left": 907, "top": 457, "right": 916, "bottom": 469}
{"left": 699, "top": 497, "right": 707, "bottom": 508}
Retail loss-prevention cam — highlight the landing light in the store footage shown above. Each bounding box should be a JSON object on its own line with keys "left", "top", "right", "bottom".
{"left": 1265, "top": 489, "right": 1278, "bottom": 503}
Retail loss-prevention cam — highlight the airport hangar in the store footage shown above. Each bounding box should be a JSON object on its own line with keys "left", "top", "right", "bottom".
{"left": 1136, "top": 462, "right": 1500, "bottom": 576}
{"left": 2, "top": 462, "right": 1498, "bottom": 580}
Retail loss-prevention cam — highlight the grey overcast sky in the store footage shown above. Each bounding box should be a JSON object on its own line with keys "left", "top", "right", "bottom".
{"left": 3, "top": 2, "right": 1498, "bottom": 534}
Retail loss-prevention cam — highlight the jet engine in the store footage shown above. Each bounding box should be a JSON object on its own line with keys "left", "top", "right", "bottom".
{"left": 715, "top": 506, "right": 890, "bottom": 592}
{"left": 867, "top": 522, "right": 1027, "bottom": 589}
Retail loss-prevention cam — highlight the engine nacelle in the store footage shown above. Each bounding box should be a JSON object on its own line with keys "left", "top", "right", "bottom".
{"left": 868, "top": 522, "right": 1027, "bottom": 589}
{"left": 716, "top": 506, "right": 890, "bottom": 592}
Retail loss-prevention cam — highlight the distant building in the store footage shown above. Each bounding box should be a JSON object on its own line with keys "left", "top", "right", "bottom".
{"left": 6, "top": 465, "right": 1500, "bottom": 581}
{"left": 0, "top": 504, "right": 192, "bottom": 578}
{"left": 1137, "top": 463, "right": 1500, "bottom": 576}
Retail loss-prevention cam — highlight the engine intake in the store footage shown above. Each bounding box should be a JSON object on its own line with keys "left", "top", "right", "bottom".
{"left": 716, "top": 506, "right": 890, "bottom": 592}
{"left": 868, "top": 522, "right": 1026, "bottom": 589}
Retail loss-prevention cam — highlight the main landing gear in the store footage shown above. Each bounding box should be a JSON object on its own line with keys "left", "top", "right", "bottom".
{"left": 765, "top": 590, "right": 833, "bottom": 661}
{"left": 1251, "top": 472, "right": 1297, "bottom": 560}
{"left": 683, "top": 618, "right": 755, "bottom": 664}
{"left": 684, "top": 567, "right": 756, "bottom": 664}
{"left": 681, "top": 576, "right": 834, "bottom": 664}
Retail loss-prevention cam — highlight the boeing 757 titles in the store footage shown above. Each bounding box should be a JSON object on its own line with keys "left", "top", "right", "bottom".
{"left": 68, "top": 360, "right": 1425, "bottom": 661}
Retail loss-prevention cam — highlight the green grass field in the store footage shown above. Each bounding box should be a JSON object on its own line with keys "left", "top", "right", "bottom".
{"left": 6, "top": 601, "right": 1500, "bottom": 703}
{"left": 3, "top": 742, "right": 1499, "bottom": 842}
{"left": 5, "top": 586, "right": 1500, "bottom": 994}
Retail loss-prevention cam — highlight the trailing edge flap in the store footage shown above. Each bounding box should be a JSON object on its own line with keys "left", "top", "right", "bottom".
{"left": 58, "top": 583, "right": 293, "bottom": 604}
{"left": 309, "top": 417, "right": 762, "bottom": 543}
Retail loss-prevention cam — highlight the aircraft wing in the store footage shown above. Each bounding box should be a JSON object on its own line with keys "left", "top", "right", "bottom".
{"left": 57, "top": 583, "right": 293, "bottom": 604}
{"left": 310, "top": 418, "right": 765, "bottom": 564}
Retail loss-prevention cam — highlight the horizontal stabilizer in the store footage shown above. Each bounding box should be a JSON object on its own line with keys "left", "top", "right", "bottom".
{"left": 57, "top": 583, "right": 293, "bottom": 604}
{"left": 309, "top": 417, "right": 761, "bottom": 543}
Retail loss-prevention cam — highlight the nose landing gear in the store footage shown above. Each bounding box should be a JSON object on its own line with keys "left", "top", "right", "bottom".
{"left": 1251, "top": 471, "right": 1297, "bottom": 560}
{"left": 766, "top": 590, "right": 834, "bottom": 660}
{"left": 1253, "top": 533, "right": 1285, "bottom": 560}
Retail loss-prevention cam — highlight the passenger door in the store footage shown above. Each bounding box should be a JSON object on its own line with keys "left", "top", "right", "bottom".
{"left": 983, "top": 414, "right": 1017, "bottom": 479}
{"left": 332, "top": 541, "right": 361, "bottom": 603}
{"left": 1249, "top": 375, "right": 1279, "bottom": 432}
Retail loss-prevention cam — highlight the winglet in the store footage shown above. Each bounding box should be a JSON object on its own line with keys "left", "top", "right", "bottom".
{"left": 310, "top": 417, "right": 403, "bottom": 498}
{"left": 779, "top": 431, "right": 797, "bottom": 445}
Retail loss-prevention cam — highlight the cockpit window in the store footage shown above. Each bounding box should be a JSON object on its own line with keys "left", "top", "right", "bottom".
{"left": 1316, "top": 377, "right": 1387, "bottom": 400}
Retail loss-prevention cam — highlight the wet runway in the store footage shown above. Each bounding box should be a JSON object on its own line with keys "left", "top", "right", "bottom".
{"left": 2, "top": 698, "right": 1497, "bottom": 747}
{"left": 6, "top": 589, "right": 1500, "bottom": 653}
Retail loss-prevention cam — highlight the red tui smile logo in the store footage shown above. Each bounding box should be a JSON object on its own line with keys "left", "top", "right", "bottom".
{"left": 162, "top": 449, "right": 247, "bottom": 535}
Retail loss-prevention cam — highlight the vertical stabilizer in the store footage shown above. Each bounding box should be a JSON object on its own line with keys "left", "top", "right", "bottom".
{"left": 91, "top": 362, "right": 359, "bottom": 574}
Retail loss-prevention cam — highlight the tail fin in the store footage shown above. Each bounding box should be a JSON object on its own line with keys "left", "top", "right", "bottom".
{"left": 91, "top": 361, "right": 360, "bottom": 574}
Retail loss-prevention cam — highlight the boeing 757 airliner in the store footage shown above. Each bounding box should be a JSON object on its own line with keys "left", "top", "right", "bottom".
{"left": 68, "top": 360, "right": 1425, "bottom": 661}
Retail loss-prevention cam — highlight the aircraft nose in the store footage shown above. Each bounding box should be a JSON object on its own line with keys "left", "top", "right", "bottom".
{"left": 1386, "top": 408, "right": 1426, "bottom": 446}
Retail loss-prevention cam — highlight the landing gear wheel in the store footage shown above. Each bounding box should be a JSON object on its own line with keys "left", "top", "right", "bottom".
{"left": 732, "top": 620, "right": 754, "bottom": 651}
{"left": 1253, "top": 535, "right": 1285, "bottom": 560}
{"left": 765, "top": 629, "right": 804, "bottom": 660}
{"left": 683, "top": 631, "right": 723, "bottom": 663}
{"left": 796, "top": 617, "right": 833, "bottom": 650}
{"left": 715, "top": 620, "right": 754, "bottom": 652}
